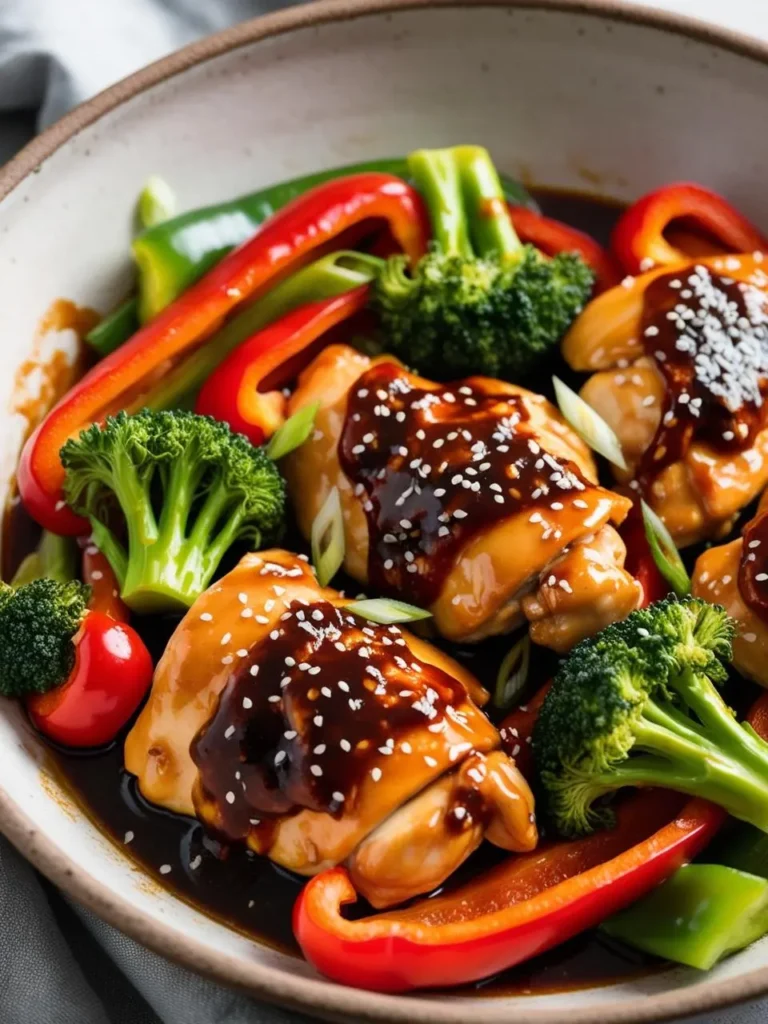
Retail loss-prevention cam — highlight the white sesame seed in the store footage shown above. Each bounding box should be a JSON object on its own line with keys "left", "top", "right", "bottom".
{"left": 274, "top": 751, "right": 286, "bottom": 766}
{"left": 220, "top": 632, "right": 232, "bottom": 646}
{"left": 200, "top": 612, "right": 213, "bottom": 622}
{"left": 225, "top": 725, "right": 236, "bottom": 738}
{"left": 340, "top": 739, "right": 351, "bottom": 752}
{"left": 454, "top": 509, "right": 468, "bottom": 520}
{"left": 371, "top": 767, "right": 382, "bottom": 782}
{"left": 310, "top": 765, "right": 323, "bottom": 777}
{"left": 189, "top": 855, "right": 202, "bottom": 870}
{"left": 159, "top": 864, "right": 172, "bottom": 875}
{"left": 424, "top": 756, "right": 438, "bottom": 768}
{"left": 242, "top": 697, "right": 253, "bottom": 710}
{"left": 221, "top": 655, "right": 234, "bottom": 665}
{"left": 249, "top": 664, "right": 259, "bottom": 677}
{"left": 225, "top": 792, "right": 235, "bottom": 804}
{"left": 314, "top": 715, "right": 323, "bottom": 727}
{"left": 255, "top": 615, "right": 269, "bottom": 624}
{"left": 123, "top": 831, "right": 134, "bottom": 844}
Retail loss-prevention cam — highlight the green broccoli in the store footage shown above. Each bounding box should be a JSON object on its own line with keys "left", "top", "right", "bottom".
{"left": 0, "top": 578, "right": 90, "bottom": 696}
{"left": 372, "top": 145, "right": 593, "bottom": 381}
{"left": 60, "top": 409, "right": 286, "bottom": 614}
{"left": 534, "top": 596, "right": 768, "bottom": 837}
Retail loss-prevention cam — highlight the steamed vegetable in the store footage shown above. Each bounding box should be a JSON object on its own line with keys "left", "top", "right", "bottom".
{"left": 373, "top": 145, "right": 593, "bottom": 381}
{"left": 60, "top": 410, "right": 285, "bottom": 613}
{"left": 534, "top": 596, "right": 768, "bottom": 836}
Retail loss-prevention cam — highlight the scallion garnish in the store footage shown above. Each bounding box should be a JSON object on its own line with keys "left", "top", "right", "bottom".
{"left": 641, "top": 500, "right": 691, "bottom": 597}
{"left": 493, "top": 633, "right": 531, "bottom": 710}
{"left": 345, "top": 597, "right": 431, "bottom": 625}
{"left": 137, "top": 175, "right": 176, "bottom": 229}
{"left": 311, "top": 487, "right": 345, "bottom": 586}
{"left": 266, "top": 402, "right": 319, "bottom": 461}
{"left": 553, "top": 376, "right": 627, "bottom": 471}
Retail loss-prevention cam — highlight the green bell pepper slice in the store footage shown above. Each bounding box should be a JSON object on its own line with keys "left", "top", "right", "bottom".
{"left": 602, "top": 863, "right": 768, "bottom": 970}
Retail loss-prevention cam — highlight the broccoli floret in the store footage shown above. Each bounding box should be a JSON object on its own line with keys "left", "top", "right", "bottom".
{"left": 534, "top": 596, "right": 768, "bottom": 837}
{"left": 61, "top": 409, "right": 286, "bottom": 614}
{"left": 0, "top": 578, "right": 90, "bottom": 696}
{"left": 372, "top": 146, "right": 593, "bottom": 382}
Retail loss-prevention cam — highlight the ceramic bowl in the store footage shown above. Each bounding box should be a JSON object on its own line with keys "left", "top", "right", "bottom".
{"left": 2, "top": 2, "right": 768, "bottom": 1020}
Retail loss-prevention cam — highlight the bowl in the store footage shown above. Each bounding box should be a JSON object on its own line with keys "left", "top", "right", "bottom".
{"left": 2, "top": 1, "right": 768, "bottom": 1020}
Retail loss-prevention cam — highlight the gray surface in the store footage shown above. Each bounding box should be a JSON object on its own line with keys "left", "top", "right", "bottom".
{"left": 0, "top": 0, "right": 765, "bottom": 1021}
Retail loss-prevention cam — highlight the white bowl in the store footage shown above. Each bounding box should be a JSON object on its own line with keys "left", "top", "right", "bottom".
{"left": 2, "top": 2, "right": 768, "bottom": 1021}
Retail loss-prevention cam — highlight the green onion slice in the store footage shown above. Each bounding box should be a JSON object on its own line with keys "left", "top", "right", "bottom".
{"left": 266, "top": 402, "right": 319, "bottom": 461}
{"left": 553, "top": 376, "right": 627, "bottom": 471}
{"left": 345, "top": 598, "right": 432, "bottom": 625}
{"left": 641, "top": 500, "right": 691, "bottom": 597}
{"left": 493, "top": 633, "right": 531, "bottom": 710}
{"left": 311, "top": 487, "right": 345, "bottom": 587}
{"left": 137, "top": 175, "right": 177, "bottom": 229}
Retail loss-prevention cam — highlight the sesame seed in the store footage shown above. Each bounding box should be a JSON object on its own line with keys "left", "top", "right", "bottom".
{"left": 332, "top": 792, "right": 345, "bottom": 803}
{"left": 255, "top": 615, "right": 269, "bottom": 624}
{"left": 200, "top": 612, "right": 213, "bottom": 622}
{"left": 249, "top": 664, "right": 259, "bottom": 677}
{"left": 159, "top": 864, "right": 172, "bottom": 875}
{"left": 314, "top": 715, "right": 323, "bottom": 727}
{"left": 284, "top": 730, "right": 297, "bottom": 740}
{"left": 340, "top": 739, "right": 351, "bottom": 752}
{"left": 240, "top": 608, "right": 253, "bottom": 619}
{"left": 225, "top": 725, "right": 236, "bottom": 738}
{"left": 123, "top": 831, "right": 134, "bottom": 844}
{"left": 400, "top": 741, "right": 412, "bottom": 754}
{"left": 225, "top": 792, "right": 236, "bottom": 804}
{"left": 237, "top": 649, "right": 248, "bottom": 658}
{"left": 274, "top": 751, "right": 286, "bottom": 766}
{"left": 243, "top": 697, "right": 253, "bottom": 709}
{"left": 454, "top": 509, "right": 468, "bottom": 519}
{"left": 238, "top": 593, "right": 248, "bottom": 605}
{"left": 221, "top": 655, "right": 233, "bottom": 665}
{"left": 220, "top": 632, "right": 232, "bottom": 645}
{"left": 189, "top": 855, "right": 202, "bottom": 870}
{"left": 371, "top": 767, "right": 382, "bottom": 782}
{"left": 310, "top": 765, "right": 323, "bottom": 777}
{"left": 424, "top": 756, "right": 438, "bottom": 768}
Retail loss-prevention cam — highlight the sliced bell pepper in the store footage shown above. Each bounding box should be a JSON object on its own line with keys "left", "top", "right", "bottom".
{"left": 195, "top": 287, "right": 370, "bottom": 444}
{"left": 81, "top": 542, "right": 129, "bottom": 623}
{"left": 294, "top": 695, "right": 768, "bottom": 992}
{"left": 611, "top": 183, "right": 768, "bottom": 276}
{"left": 146, "top": 250, "right": 383, "bottom": 416}
{"left": 508, "top": 204, "right": 621, "bottom": 293}
{"left": 293, "top": 791, "right": 724, "bottom": 992}
{"left": 19, "top": 173, "right": 428, "bottom": 535}
{"left": 620, "top": 504, "right": 670, "bottom": 606}
{"left": 26, "top": 610, "right": 152, "bottom": 748}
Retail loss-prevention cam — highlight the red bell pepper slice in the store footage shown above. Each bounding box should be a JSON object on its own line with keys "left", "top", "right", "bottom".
{"left": 81, "top": 542, "right": 130, "bottom": 623}
{"left": 611, "top": 183, "right": 768, "bottom": 276}
{"left": 508, "top": 204, "right": 622, "bottom": 294}
{"left": 195, "top": 287, "right": 369, "bottom": 445}
{"left": 620, "top": 504, "right": 669, "bottom": 607}
{"left": 26, "top": 611, "right": 153, "bottom": 748}
{"left": 296, "top": 682, "right": 768, "bottom": 992}
{"left": 18, "top": 174, "right": 427, "bottom": 535}
{"left": 293, "top": 790, "right": 725, "bottom": 992}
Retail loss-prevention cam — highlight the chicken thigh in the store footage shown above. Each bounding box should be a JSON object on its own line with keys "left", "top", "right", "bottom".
{"left": 692, "top": 490, "right": 768, "bottom": 686}
{"left": 125, "top": 550, "right": 536, "bottom": 907}
{"left": 282, "top": 345, "right": 637, "bottom": 651}
{"left": 563, "top": 254, "right": 768, "bottom": 547}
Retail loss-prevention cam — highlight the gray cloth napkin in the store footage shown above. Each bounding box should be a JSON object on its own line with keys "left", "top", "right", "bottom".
{"left": 0, "top": 1, "right": 766, "bottom": 1022}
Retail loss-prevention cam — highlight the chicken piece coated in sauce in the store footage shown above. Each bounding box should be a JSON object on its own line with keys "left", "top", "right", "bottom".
{"left": 692, "top": 490, "right": 768, "bottom": 686}
{"left": 563, "top": 255, "right": 768, "bottom": 547}
{"left": 282, "top": 344, "right": 636, "bottom": 651}
{"left": 125, "top": 550, "right": 536, "bottom": 908}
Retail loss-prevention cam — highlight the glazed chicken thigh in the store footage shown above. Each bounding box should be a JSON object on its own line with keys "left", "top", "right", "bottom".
{"left": 282, "top": 344, "right": 638, "bottom": 652}
{"left": 125, "top": 550, "right": 536, "bottom": 907}
{"left": 563, "top": 255, "right": 768, "bottom": 546}
{"left": 692, "top": 490, "right": 768, "bottom": 687}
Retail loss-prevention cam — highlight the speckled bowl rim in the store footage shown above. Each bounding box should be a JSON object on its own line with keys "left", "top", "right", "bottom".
{"left": 2, "top": 1, "right": 768, "bottom": 1021}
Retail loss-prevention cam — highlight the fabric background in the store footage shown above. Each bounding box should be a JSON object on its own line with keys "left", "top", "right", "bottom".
{"left": 0, "top": 0, "right": 767, "bottom": 1021}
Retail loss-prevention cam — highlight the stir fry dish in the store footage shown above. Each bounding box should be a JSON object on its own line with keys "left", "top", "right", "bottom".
{"left": 7, "top": 145, "right": 768, "bottom": 993}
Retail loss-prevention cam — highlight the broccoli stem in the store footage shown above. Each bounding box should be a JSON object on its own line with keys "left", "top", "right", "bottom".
{"left": 602, "top": 715, "right": 768, "bottom": 832}
{"left": 407, "top": 146, "right": 521, "bottom": 261}
{"left": 453, "top": 145, "right": 521, "bottom": 260}
{"left": 407, "top": 149, "right": 473, "bottom": 258}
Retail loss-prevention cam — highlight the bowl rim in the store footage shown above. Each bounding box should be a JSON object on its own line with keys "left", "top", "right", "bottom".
{"left": 2, "top": 1, "right": 768, "bottom": 1020}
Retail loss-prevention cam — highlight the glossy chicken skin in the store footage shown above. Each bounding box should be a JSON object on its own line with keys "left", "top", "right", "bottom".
{"left": 692, "top": 491, "right": 768, "bottom": 686}
{"left": 564, "top": 255, "right": 768, "bottom": 547}
{"left": 125, "top": 550, "right": 536, "bottom": 907}
{"left": 283, "top": 344, "right": 637, "bottom": 652}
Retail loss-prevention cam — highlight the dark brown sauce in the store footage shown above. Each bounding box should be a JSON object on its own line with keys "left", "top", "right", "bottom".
{"left": 339, "top": 361, "right": 590, "bottom": 606}
{"left": 192, "top": 599, "right": 466, "bottom": 845}
{"left": 638, "top": 264, "right": 768, "bottom": 483}
{"left": 19, "top": 189, "right": 664, "bottom": 996}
